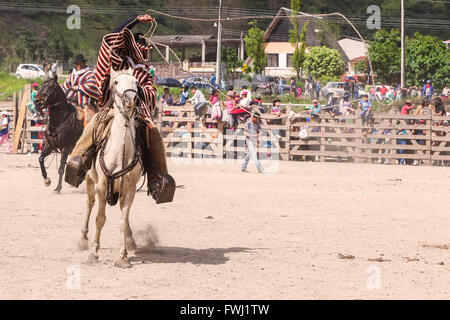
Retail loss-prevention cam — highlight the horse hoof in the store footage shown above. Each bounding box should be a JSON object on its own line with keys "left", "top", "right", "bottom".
{"left": 87, "top": 253, "right": 99, "bottom": 264}
{"left": 44, "top": 178, "right": 51, "bottom": 187}
{"left": 78, "top": 238, "right": 89, "bottom": 251}
{"left": 114, "top": 258, "right": 132, "bottom": 269}
{"left": 53, "top": 189, "right": 61, "bottom": 194}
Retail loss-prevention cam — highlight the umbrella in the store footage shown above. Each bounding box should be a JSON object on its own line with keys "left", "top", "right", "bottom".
{"left": 342, "top": 76, "right": 356, "bottom": 81}
{"left": 155, "top": 77, "right": 182, "bottom": 88}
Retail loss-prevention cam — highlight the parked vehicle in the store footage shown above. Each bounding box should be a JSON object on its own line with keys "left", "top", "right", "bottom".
{"left": 15, "top": 64, "right": 45, "bottom": 79}
{"left": 182, "top": 75, "right": 219, "bottom": 93}
{"left": 254, "top": 82, "right": 276, "bottom": 96}
{"left": 321, "top": 82, "right": 367, "bottom": 100}
{"left": 251, "top": 75, "right": 290, "bottom": 95}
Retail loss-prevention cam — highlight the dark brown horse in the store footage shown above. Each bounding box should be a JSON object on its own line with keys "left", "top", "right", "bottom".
{"left": 34, "top": 75, "right": 84, "bottom": 193}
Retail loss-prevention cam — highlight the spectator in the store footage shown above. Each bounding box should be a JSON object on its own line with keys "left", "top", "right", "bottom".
{"left": 309, "top": 99, "right": 322, "bottom": 121}
{"left": 442, "top": 85, "right": 449, "bottom": 100}
{"left": 296, "top": 86, "right": 302, "bottom": 99}
{"left": 270, "top": 99, "right": 282, "bottom": 125}
{"left": 359, "top": 94, "right": 372, "bottom": 126}
{"left": 222, "top": 92, "right": 236, "bottom": 128}
{"left": 315, "top": 80, "right": 321, "bottom": 99}
{"left": 241, "top": 85, "right": 252, "bottom": 100}
{"left": 414, "top": 99, "right": 429, "bottom": 116}
{"left": 210, "top": 73, "right": 216, "bottom": 86}
{"left": 242, "top": 112, "right": 264, "bottom": 174}
{"left": 432, "top": 97, "right": 446, "bottom": 117}
{"left": 42, "top": 60, "right": 50, "bottom": 78}
{"left": 0, "top": 111, "right": 12, "bottom": 154}
{"left": 290, "top": 78, "right": 297, "bottom": 97}
{"left": 209, "top": 89, "right": 219, "bottom": 106}
{"left": 26, "top": 82, "right": 40, "bottom": 119}
{"left": 401, "top": 100, "right": 414, "bottom": 115}
{"left": 369, "top": 86, "right": 376, "bottom": 102}
{"left": 396, "top": 127, "right": 408, "bottom": 165}
{"left": 422, "top": 80, "right": 434, "bottom": 101}
{"left": 379, "top": 84, "right": 388, "bottom": 101}
{"left": 278, "top": 77, "right": 284, "bottom": 95}
{"left": 252, "top": 95, "right": 265, "bottom": 114}
{"left": 160, "top": 87, "right": 173, "bottom": 106}
{"left": 340, "top": 92, "right": 355, "bottom": 116}
{"left": 188, "top": 86, "right": 208, "bottom": 120}
{"left": 51, "top": 60, "right": 59, "bottom": 77}
{"left": 176, "top": 85, "right": 190, "bottom": 106}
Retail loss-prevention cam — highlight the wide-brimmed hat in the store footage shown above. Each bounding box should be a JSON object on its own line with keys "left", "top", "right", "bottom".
{"left": 1, "top": 111, "right": 8, "bottom": 117}
{"left": 406, "top": 100, "right": 412, "bottom": 104}
{"left": 74, "top": 54, "right": 87, "bottom": 64}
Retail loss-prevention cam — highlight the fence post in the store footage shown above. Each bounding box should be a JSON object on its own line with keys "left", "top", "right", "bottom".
{"left": 428, "top": 109, "right": 433, "bottom": 165}
{"left": 285, "top": 103, "right": 292, "bottom": 161}
{"left": 354, "top": 107, "right": 364, "bottom": 163}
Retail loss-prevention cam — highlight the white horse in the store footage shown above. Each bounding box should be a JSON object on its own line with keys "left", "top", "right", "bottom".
{"left": 79, "top": 69, "right": 143, "bottom": 268}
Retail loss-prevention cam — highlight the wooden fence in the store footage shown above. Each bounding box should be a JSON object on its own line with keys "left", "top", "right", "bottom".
{"left": 5, "top": 93, "right": 450, "bottom": 166}
{"left": 158, "top": 103, "right": 450, "bottom": 165}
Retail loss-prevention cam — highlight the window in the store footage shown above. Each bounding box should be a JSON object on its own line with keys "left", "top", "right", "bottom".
{"left": 267, "top": 54, "right": 279, "bottom": 68}
{"left": 287, "top": 54, "right": 293, "bottom": 67}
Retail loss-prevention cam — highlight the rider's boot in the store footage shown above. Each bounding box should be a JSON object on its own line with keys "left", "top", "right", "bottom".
{"left": 136, "top": 118, "right": 176, "bottom": 204}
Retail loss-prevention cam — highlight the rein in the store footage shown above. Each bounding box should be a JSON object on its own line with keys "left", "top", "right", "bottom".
{"left": 98, "top": 79, "right": 142, "bottom": 206}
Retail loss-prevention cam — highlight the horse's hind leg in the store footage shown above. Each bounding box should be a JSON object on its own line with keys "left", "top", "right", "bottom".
{"left": 39, "top": 142, "right": 53, "bottom": 187}
{"left": 87, "top": 183, "right": 107, "bottom": 263}
{"left": 54, "top": 148, "right": 69, "bottom": 193}
{"left": 115, "top": 188, "right": 137, "bottom": 268}
{"left": 79, "top": 174, "right": 95, "bottom": 251}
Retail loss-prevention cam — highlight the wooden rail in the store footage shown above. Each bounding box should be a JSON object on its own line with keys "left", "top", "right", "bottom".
{"left": 157, "top": 103, "right": 450, "bottom": 166}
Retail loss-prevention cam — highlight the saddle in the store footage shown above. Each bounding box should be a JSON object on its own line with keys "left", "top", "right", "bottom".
{"left": 65, "top": 109, "right": 175, "bottom": 205}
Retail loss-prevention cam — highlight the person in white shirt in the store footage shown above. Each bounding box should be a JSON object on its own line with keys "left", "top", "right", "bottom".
{"left": 188, "top": 86, "right": 208, "bottom": 120}
{"left": 240, "top": 85, "right": 252, "bottom": 100}
{"left": 238, "top": 91, "right": 251, "bottom": 109}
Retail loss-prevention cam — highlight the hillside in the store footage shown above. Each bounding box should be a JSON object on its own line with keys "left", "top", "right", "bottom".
{"left": 0, "top": 0, "right": 448, "bottom": 69}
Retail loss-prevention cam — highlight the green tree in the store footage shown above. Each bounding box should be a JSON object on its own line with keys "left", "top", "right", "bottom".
{"left": 221, "top": 46, "right": 244, "bottom": 75}
{"left": 367, "top": 29, "right": 401, "bottom": 85}
{"left": 369, "top": 29, "right": 450, "bottom": 89}
{"left": 244, "top": 20, "right": 267, "bottom": 75}
{"left": 289, "top": 0, "right": 308, "bottom": 78}
{"left": 405, "top": 32, "right": 450, "bottom": 90}
{"left": 303, "top": 46, "right": 344, "bottom": 80}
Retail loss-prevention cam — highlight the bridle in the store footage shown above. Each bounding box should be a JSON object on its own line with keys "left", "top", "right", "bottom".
{"left": 36, "top": 83, "right": 67, "bottom": 110}
{"left": 110, "top": 84, "right": 140, "bottom": 122}
{"left": 99, "top": 77, "right": 142, "bottom": 206}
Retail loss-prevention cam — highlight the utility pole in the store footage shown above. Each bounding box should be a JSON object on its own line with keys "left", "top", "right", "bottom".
{"left": 401, "top": 0, "right": 405, "bottom": 87}
{"left": 215, "top": 0, "right": 223, "bottom": 85}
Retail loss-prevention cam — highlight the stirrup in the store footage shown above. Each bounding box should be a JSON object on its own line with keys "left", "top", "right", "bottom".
{"left": 148, "top": 174, "right": 176, "bottom": 204}
{"left": 65, "top": 156, "right": 86, "bottom": 188}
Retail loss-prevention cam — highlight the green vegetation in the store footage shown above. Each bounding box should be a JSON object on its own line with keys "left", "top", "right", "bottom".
{"left": 244, "top": 21, "right": 267, "bottom": 75}
{"left": 369, "top": 29, "right": 450, "bottom": 89}
{"left": 303, "top": 46, "right": 344, "bottom": 80}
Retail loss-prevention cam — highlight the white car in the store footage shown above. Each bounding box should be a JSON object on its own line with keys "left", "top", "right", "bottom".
{"left": 15, "top": 64, "right": 45, "bottom": 79}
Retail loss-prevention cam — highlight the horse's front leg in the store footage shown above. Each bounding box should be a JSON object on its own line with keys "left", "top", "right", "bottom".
{"left": 54, "top": 148, "right": 69, "bottom": 193}
{"left": 87, "top": 181, "right": 107, "bottom": 264}
{"left": 114, "top": 181, "right": 137, "bottom": 268}
{"left": 79, "top": 174, "right": 96, "bottom": 251}
{"left": 39, "top": 142, "right": 53, "bottom": 187}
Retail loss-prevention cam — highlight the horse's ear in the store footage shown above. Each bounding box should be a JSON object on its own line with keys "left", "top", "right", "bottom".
{"left": 53, "top": 74, "right": 58, "bottom": 83}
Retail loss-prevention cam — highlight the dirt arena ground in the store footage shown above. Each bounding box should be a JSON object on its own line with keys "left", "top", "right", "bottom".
{"left": 0, "top": 150, "right": 449, "bottom": 300}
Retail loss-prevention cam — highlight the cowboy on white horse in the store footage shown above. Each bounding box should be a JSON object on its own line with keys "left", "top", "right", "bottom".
{"left": 65, "top": 13, "right": 175, "bottom": 204}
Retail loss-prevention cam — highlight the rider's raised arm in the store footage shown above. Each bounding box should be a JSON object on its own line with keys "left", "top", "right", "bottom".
{"left": 113, "top": 15, "right": 139, "bottom": 33}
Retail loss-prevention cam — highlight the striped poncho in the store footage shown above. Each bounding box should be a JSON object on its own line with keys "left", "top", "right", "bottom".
{"left": 61, "top": 67, "right": 99, "bottom": 106}
{"left": 95, "top": 28, "right": 156, "bottom": 119}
